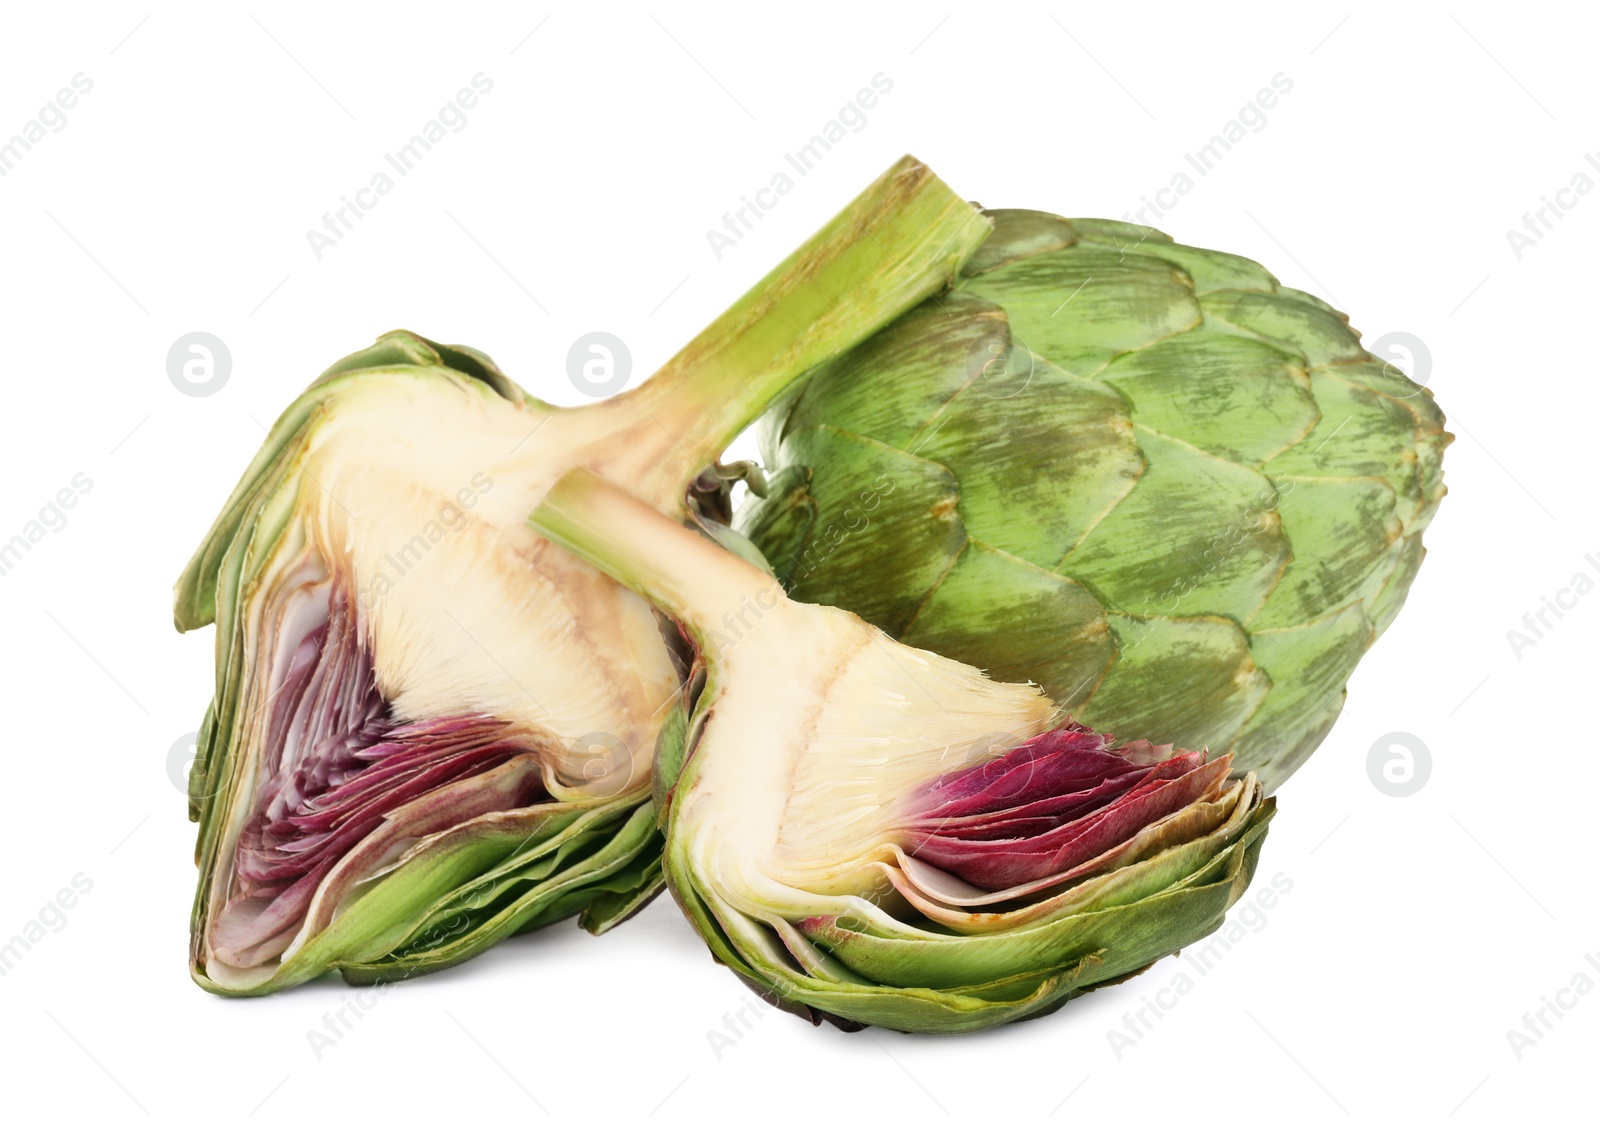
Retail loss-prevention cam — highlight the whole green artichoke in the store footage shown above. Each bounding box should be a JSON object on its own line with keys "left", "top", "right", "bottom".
{"left": 739, "top": 210, "right": 1448, "bottom": 792}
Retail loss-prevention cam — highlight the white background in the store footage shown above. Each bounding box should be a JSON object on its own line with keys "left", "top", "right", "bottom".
{"left": 0, "top": 2, "right": 1592, "bottom": 1127}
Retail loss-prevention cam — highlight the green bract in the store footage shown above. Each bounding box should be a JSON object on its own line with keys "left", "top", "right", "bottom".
{"left": 531, "top": 468, "right": 1274, "bottom": 1034}
{"left": 740, "top": 210, "right": 1449, "bottom": 791}
{"left": 174, "top": 158, "right": 990, "bottom": 994}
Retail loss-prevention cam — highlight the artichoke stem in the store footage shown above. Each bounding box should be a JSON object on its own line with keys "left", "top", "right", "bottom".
{"left": 531, "top": 468, "right": 775, "bottom": 642}
{"left": 602, "top": 155, "right": 992, "bottom": 501}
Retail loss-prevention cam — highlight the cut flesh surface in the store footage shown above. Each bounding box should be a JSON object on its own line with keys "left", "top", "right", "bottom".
{"left": 530, "top": 468, "right": 1273, "bottom": 1032}
{"left": 198, "top": 373, "right": 681, "bottom": 989}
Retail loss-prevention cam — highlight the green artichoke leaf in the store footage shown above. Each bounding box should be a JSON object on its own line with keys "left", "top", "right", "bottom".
{"left": 1097, "top": 333, "right": 1319, "bottom": 465}
{"left": 899, "top": 540, "right": 1113, "bottom": 714}
{"left": 1249, "top": 475, "right": 1404, "bottom": 630}
{"left": 732, "top": 464, "right": 815, "bottom": 590}
{"left": 1264, "top": 370, "right": 1431, "bottom": 512}
{"left": 780, "top": 291, "right": 1011, "bottom": 451}
{"left": 1203, "top": 289, "right": 1369, "bottom": 368}
{"left": 1061, "top": 427, "right": 1290, "bottom": 623}
{"left": 1368, "top": 534, "right": 1429, "bottom": 636}
{"left": 960, "top": 209, "right": 1080, "bottom": 276}
{"left": 760, "top": 427, "right": 964, "bottom": 636}
{"left": 1078, "top": 614, "right": 1270, "bottom": 755}
{"left": 963, "top": 247, "right": 1201, "bottom": 378}
{"left": 1080, "top": 234, "right": 1277, "bottom": 295}
{"left": 913, "top": 351, "right": 1143, "bottom": 567}
{"left": 1235, "top": 602, "right": 1373, "bottom": 786}
{"left": 1063, "top": 217, "right": 1174, "bottom": 250}
{"left": 801, "top": 830, "right": 1268, "bottom": 990}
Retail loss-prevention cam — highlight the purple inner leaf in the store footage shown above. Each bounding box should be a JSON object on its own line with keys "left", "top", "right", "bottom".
{"left": 211, "top": 588, "right": 539, "bottom": 967}
{"left": 914, "top": 724, "right": 1152, "bottom": 818}
{"left": 903, "top": 723, "right": 1229, "bottom": 891}
{"left": 909, "top": 766, "right": 1161, "bottom": 835}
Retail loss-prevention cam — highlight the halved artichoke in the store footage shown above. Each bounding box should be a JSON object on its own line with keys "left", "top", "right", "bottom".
{"left": 175, "top": 157, "right": 991, "bottom": 994}
{"left": 530, "top": 468, "right": 1275, "bottom": 1033}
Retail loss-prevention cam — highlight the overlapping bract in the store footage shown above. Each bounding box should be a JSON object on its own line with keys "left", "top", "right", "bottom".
{"left": 681, "top": 732, "right": 1270, "bottom": 1033}
{"left": 741, "top": 210, "right": 1450, "bottom": 790}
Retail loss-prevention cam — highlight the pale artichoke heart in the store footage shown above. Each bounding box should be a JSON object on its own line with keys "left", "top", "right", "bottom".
{"left": 201, "top": 370, "right": 678, "bottom": 985}
{"left": 300, "top": 372, "right": 679, "bottom": 783}
{"left": 680, "top": 603, "right": 1053, "bottom": 920}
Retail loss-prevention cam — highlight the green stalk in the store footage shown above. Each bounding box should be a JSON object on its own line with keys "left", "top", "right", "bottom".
{"left": 606, "top": 156, "right": 990, "bottom": 503}
{"left": 531, "top": 467, "right": 771, "bottom": 639}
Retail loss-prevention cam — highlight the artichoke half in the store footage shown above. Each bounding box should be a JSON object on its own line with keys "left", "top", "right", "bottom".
{"left": 740, "top": 210, "right": 1450, "bottom": 791}
{"left": 175, "top": 157, "right": 992, "bottom": 994}
{"left": 531, "top": 469, "right": 1274, "bottom": 1033}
